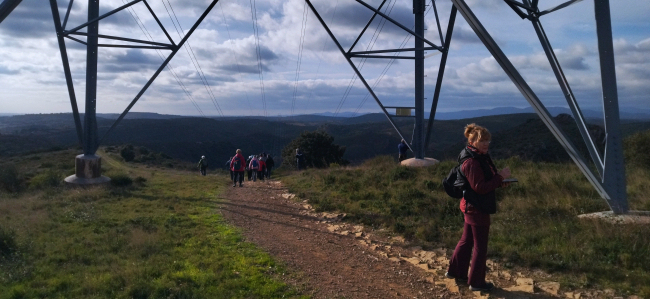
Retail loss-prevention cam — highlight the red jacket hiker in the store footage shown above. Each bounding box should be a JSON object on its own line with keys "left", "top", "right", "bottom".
{"left": 230, "top": 153, "right": 246, "bottom": 172}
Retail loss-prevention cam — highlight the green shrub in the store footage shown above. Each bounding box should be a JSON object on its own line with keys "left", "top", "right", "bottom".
{"left": 120, "top": 145, "right": 135, "bottom": 162}
{"left": 39, "top": 162, "right": 54, "bottom": 168}
{"left": 29, "top": 169, "right": 62, "bottom": 189}
{"left": 110, "top": 173, "right": 133, "bottom": 187}
{"left": 0, "top": 164, "right": 22, "bottom": 193}
{"left": 138, "top": 147, "right": 149, "bottom": 155}
{"left": 134, "top": 176, "right": 147, "bottom": 185}
{"left": 281, "top": 130, "right": 347, "bottom": 169}
{"left": 389, "top": 166, "right": 415, "bottom": 181}
{"left": 0, "top": 225, "right": 17, "bottom": 257}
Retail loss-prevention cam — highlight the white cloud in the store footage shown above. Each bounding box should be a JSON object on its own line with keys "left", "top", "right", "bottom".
{"left": 0, "top": 0, "right": 648, "bottom": 116}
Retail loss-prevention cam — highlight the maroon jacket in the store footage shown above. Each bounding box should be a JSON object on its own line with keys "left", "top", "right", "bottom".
{"left": 230, "top": 153, "right": 246, "bottom": 172}
{"left": 460, "top": 146, "right": 503, "bottom": 226}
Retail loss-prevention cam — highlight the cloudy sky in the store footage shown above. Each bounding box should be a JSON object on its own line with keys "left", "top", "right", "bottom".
{"left": 0, "top": 0, "right": 648, "bottom": 117}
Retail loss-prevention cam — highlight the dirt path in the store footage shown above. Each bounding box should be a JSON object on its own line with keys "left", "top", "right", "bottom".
{"left": 217, "top": 179, "right": 579, "bottom": 299}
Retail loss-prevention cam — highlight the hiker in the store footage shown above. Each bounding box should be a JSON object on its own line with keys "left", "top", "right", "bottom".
{"left": 296, "top": 148, "right": 305, "bottom": 170}
{"left": 257, "top": 153, "right": 266, "bottom": 181}
{"left": 246, "top": 155, "right": 253, "bottom": 181}
{"left": 445, "top": 123, "right": 511, "bottom": 292}
{"left": 265, "top": 154, "right": 275, "bottom": 179}
{"left": 197, "top": 155, "right": 208, "bottom": 176}
{"left": 248, "top": 155, "right": 260, "bottom": 181}
{"left": 398, "top": 139, "right": 409, "bottom": 162}
{"left": 225, "top": 156, "right": 234, "bottom": 181}
{"left": 230, "top": 149, "right": 246, "bottom": 187}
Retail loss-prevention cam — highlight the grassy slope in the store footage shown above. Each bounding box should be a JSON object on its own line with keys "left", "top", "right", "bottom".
{"left": 0, "top": 150, "right": 304, "bottom": 299}
{"left": 280, "top": 156, "right": 650, "bottom": 297}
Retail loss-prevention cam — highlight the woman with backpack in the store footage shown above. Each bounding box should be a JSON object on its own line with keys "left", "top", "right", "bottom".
{"left": 248, "top": 155, "right": 260, "bottom": 182}
{"left": 246, "top": 155, "right": 253, "bottom": 181}
{"left": 257, "top": 153, "right": 266, "bottom": 181}
{"left": 445, "top": 123, "right": 511, "bottom": 292}
{"left": 230, "top": 149, "right": 246, "bottom": 187}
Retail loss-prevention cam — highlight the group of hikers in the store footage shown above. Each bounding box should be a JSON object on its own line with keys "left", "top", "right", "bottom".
{"left": 198, "top": 148, "right": 308, "bottom": 188}
{"left": 225, "top": 150, "right": 275, "bottom": 187}
{"left": 197, "top": 150, "right": 276, "bottom": 187}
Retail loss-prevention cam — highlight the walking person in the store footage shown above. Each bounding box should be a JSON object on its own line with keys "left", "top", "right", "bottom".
{"left": 197, "top": 155, "right": 208, "bottom": 176}
{"left": 246, "top": 155, "right": 253, "bottom": 181}
{"left": 225, "top": 156, "right": 234, "bottom": 182}
{"left": 248, "top": 155, "right": 260, "bottom": 182}
{"left": 265, "top": 154, "right": 275, "bottom": 179}
{"left": 398, "top": 139, "right": 409, "bottom": 163}
{"left": 445, "top": 123, "right": 511, "bottom": 292}
{"left": 230, "top": 149, "right": 246, "bottom": 187}
{"left": 296, "top": 148, "right": 305, "bottom": 170}
{"left": 257, "top": 153, "right": 266, "bottom": 181}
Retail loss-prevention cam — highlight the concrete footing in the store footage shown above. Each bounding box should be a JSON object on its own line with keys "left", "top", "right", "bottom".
{"left": 64, "top": 154, "right": 111, "bottom": 185}
{"left": 399, "top": 157, "right": 440, "bottom": 167}
{"left": 577, "top": 211, "right": 650, "bottom": 224}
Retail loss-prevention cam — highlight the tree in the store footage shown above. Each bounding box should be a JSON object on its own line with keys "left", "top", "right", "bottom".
{"left": 281, "top": 130, "right": 347, "bottom": 169}
{"left": 120, "top": 145, "right": 135, "bottom": 162}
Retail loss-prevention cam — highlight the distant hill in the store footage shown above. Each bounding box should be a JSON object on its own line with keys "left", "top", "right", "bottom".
{"left": 2, "top": 112, "right": 649, "bottom": 166}
{"left": 432, "top": 107, "right": 650, "bottom": 121}
{"left": 96, "top": 112, "right": 188, "bottom": 120}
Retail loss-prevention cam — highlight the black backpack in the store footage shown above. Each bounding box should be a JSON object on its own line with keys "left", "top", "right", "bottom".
{"left": 442, "top": 153, "right": 474, "bottom": 199}
{"left": 443, "top": 164, "right": 466, "bottom": 199}
{"left": 232, "top": 156, "right": 242, "bottom": 169}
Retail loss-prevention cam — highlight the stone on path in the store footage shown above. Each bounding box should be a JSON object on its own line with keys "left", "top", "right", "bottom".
{"left": 537, "top": 281, "right": 560, "bottom": 295}
{"left": 503, "top": 277, "right": 534, "bottom": 293}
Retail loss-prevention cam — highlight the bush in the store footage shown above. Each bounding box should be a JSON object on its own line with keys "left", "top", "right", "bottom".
{"left": 0, "top": 225, "right": 17, "bottom": 257}
{"left": 134, "top": 176, "right": 147, "bottom": 185}
{"left": 110, "top": 173, "right": 133, "bottom": 187}
{"left": 389, "top": 166, "right": 416, "bottom": 181}
{"left": 120, "top": 145, "right": 135, "bottom": 162}
{"left": 281, "top": 130, "right": 347, "bottom": 169}
{"left": 0, "top": 164, "right": 22, "bottom": 193}
{"left": 29, "top": 169, "right": 62, "bottom": 189}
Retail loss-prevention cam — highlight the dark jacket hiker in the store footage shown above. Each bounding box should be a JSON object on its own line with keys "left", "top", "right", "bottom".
{"left": 446, "top": 123, "right": 511, "bottom": 292}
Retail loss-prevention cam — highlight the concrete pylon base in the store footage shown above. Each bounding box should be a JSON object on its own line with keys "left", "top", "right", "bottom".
{"left": 64, "top": 154, "right": 111, "bottom": 185}
{"left": 400, "top": 157, "right": 440, "bottom": 167}
{"left": 577, "top": 210, "right": 650, "bottom": 224}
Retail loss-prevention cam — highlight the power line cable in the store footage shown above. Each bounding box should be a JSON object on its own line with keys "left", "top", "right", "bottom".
{"left": 334, "top": 0, "right": 397, "bottom": 117}
{"left": 291, "top": 1, "right": 309, "bottom": 119}
{"left": 305, "top": 0, "right": 340, "bottom": 114}
{"left": 250, "top": 0, "right": 268, "bottom": 117}
{"left": 219, "top": 2, "right": 254, "bottom": 116}
{"left": 125, "top": 1, "right": 205, "bottom": 117}
{"left": 165, "top": 0, "right": 224, "bottom": 117}
{"left": 353, "top": 3, "right": 437, "bottom": 116}
{"left": 122, "top": 0, "right": 205, "bottom": 117}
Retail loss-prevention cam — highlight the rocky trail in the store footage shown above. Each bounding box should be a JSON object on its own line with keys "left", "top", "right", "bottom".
{"left": 217, "top": 179, "right": 625, "bottom": 299}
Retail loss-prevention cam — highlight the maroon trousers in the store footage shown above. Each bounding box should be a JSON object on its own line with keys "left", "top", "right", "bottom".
{"left": 447, "top": 222, "right": 490, "bottom": 287}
